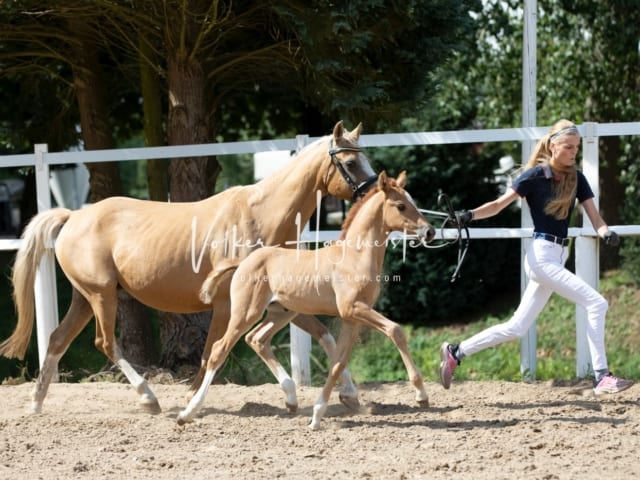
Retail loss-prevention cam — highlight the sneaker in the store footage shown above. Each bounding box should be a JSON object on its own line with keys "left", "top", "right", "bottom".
{"left": 593, "top": 373, "right": 634, "bottom": 395}
{"left": 439, "top": 342, "right": 459, "bottom": 390}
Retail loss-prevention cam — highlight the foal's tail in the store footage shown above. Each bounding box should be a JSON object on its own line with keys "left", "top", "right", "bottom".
{"left": 0, "top": 208, "right": 71, "bottom": 359}
{"left": 199, "top": 261, "right": 239, "bottom": 305}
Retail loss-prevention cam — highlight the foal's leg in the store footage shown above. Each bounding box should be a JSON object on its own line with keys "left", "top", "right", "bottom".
{"left": 90, "top": 287, "right": 160, "bottom": 414}
{"left": 350, "top": 302, "right": 429, "bottom": 407}
{"left": 310, "top": 321, "right": 361, "bottom": 430}
{"left": 31, "top": 288, "right": 93, "bottom": 413}
{"left": 186, "top": 278, "right": 233, "bottom": 403}
{"left": 246, "top": 304, "right": 360, "bottom": 412}
{"left": 289, "top": 314, "right": 359, "bottom": 409}
{"left": 177, "top": 282, "right": 272, "bottom": 424}
{"left": 186, "top": 301, "right": 230, "bottom": 403}
{"left": 245, "top": 304, "right": 300, "bottom": 412}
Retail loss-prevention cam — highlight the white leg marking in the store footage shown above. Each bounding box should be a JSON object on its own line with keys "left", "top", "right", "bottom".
{"left": 177, "top": 369, "right": 216, "bottom": 424}
{"left": 309, "top": 394, "right": 328, "bottom": 430}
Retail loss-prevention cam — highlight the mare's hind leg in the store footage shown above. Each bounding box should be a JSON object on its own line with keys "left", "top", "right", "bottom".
{"left": 90, "top": 287, "right": 161, "bottom": 414}
{"left": 31, "top": 288, "right": 93, "bottom": 413}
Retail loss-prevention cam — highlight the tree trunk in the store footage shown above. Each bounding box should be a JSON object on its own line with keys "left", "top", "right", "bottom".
{"left": 158, "top": 47, "right": 218, "bottom": 371}
{"left": 138, "top": 32, "right": 169, "bottom": 202}
{"left": 598, "top": 136, "right": 623, "bottom": 270}
{"left": 70, "top": 19, "right": 158, "bottom": 366}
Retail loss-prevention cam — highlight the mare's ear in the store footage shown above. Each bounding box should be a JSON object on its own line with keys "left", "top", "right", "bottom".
{"left": 350, "top": 122, "right": 363, "bottom": 141}
{"left": 332, "top": 120, "right": 345, "bottom": 141}
{"left": 396, "top": 171, "right": 407, "bottom": 188}
{"left": 378, "top": 170, "right": 388, "bottom": 191}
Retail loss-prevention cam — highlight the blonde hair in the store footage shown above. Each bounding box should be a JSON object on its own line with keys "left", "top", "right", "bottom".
{"left": 525, "top": 119, "right": 580, "bottom": 220}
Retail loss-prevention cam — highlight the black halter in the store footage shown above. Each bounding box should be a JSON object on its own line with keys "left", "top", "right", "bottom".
{"left": 328, "top": 138, "right": 378, "bottom": 200}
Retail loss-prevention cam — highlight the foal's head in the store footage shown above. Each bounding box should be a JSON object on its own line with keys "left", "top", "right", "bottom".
{"left": 379, "top": 171, "right": 435, "bottom": 242}
{"left": 340, "top": 171, "right": 435, "bottom": 243}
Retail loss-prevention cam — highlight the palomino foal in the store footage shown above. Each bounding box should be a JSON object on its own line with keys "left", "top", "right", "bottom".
{"left": 179, "top": 171, "right": 435, "bottom": 429}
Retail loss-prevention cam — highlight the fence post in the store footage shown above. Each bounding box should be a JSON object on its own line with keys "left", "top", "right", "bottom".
{"left": 290, "top": 134, "right": 312, "bottom": 386}
{"left": 519, "top": 0, "right": 538, "bottom": 380}
{"left": 575, "top": 122, "right": 599, "bottom": 377}
{"left": 33, "top": 143, "right": 59, "bottom": 380}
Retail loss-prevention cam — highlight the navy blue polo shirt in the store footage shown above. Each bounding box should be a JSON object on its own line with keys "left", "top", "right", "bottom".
{"left": 511, "top": 165, "right": 594, "bottom": 238}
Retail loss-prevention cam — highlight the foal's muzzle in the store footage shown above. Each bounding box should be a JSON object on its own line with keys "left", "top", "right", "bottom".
{"left": 415, "top": 224, "right": 436, "bottom": 244}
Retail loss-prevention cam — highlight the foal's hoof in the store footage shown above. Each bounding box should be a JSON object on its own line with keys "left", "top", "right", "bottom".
{"left": 339, "top": 394, "right": 361, "bottom": 410}
{"left": 285, "top": 402, "right": 298, "bottom": 414}
{"left": 140, "top": 400, "right": 162, "bottom": 415}
{"left": 176, "top": 413, "right": 192, "bottom": 426}
{"left": 417, "top": 398, "right": 430, "bottom": 408}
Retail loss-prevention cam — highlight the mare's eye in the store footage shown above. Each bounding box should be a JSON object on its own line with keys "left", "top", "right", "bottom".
{"left": 345, "top": 160, "right": 356, "bottom": 169}
{"left": 396, "top": 204, "right": 406, "bottom": 211}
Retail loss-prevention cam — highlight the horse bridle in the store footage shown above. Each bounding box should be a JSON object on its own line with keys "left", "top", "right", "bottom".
{"left": 328, "top": 138, "right": 378, "bottom": 201}
{"left": 419, "top": 190, "right": 470, "bottom": 283}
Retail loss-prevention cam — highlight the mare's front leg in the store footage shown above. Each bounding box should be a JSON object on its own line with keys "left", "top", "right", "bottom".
{"left": 31, "top": 288, "right": 93, "bottom": 413}
{"left": 350, "top": 302, "right": 429, "bottom": 407}
{"left": 310, "top": 321, "right": 361, "bottom": 430}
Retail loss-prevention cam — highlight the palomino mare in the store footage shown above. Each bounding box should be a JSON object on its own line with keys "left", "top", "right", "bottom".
{"left": 178, "top": 171, "right": 435, "bottom": 429}
{"left": 0, "top": 121, "right": 376, "bottom": 414}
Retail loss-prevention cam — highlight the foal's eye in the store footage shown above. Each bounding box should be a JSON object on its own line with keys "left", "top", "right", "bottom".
{"left": 396, "top": 204, "right": 406, "bottom": 211}
{"left": 345, "top": 159, "right": 356, "bottom": 169}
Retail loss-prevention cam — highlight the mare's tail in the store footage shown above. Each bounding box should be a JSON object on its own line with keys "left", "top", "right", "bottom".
{"left": 0, "top": 208, "right": 71, "bottom": 359}
{"left": 199, "top": 262, "right": 239, "bottom": 305}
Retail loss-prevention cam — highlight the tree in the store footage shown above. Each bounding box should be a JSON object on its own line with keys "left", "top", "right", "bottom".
{"left": 1, "top": 0, "right": 482, "bottom": 373}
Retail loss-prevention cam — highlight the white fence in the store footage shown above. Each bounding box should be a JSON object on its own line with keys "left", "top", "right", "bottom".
{"left": 1, "top": 121, "right": 640, "bottom": 382}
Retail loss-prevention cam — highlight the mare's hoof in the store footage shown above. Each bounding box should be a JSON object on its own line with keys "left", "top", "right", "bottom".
{"left": 285, "top": 402, "right": 298, "bottom": 414}
{"left": 339, "top": 394, "right": 361, "bottom": 410}
{"left": 140, "top": 400, "right": 162, "bottom": 415}
{"left": 417, "top": 398, "right": 430, "bottom": 408}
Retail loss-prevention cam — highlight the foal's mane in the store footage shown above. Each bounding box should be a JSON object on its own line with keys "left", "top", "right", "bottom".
{"left": 338, "top": 178, "right": 399, "bottom": 240}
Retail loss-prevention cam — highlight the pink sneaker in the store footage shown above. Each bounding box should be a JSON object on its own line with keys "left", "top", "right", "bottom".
{"left": 439, "top": 342, "right": 459, "bottom": 389}
{"left": 593, "top": 373, "right": 634, "bottom": 395}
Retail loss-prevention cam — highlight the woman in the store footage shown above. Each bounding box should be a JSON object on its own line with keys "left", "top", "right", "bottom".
{"left": 439, "top": 119, "right": 633, "bottom": 395}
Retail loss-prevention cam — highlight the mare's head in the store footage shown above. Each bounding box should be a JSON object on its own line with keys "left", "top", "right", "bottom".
{"left": 378, "top": 171, "right": 435, "bottom": 243}
{"left": 324, "top": 121, "right": 377, "bottom": 201}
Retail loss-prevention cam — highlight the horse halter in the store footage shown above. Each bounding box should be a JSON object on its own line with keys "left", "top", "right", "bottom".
{"left": 328, "top": 138, "right": 378, "bottom": 200}
{"left": 419, "top": 190, "right": 470, "bottom": 283}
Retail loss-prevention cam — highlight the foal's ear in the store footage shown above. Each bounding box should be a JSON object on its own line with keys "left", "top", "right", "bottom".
{"left": 396, "top": 170, "right": 407, "bottom": 188}
{"left": 378, "top": 170, "right": 389, "bottom": 191}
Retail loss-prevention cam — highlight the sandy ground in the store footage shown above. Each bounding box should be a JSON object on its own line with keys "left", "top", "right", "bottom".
{"left": 0, "top": 379, "right": 638, "bottom": 480}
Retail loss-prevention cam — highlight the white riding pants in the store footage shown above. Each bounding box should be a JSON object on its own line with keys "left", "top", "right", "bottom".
{"left": 459, "top": 238, "right": 608, "bottom": 372}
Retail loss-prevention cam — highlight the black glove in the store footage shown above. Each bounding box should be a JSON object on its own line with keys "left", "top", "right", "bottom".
{"left": 603, "top": 230, "right": 619, "bottom": 246}
{"left": 454, "top": 209, "right": 473, "bottom": 228}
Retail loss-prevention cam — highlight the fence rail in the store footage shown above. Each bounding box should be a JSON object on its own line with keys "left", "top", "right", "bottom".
{"left": 1, "top": 121, "right": 639, "bottom": 383}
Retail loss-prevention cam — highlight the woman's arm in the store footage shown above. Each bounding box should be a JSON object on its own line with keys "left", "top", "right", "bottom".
{"left": 581, "top": 197, "right": 610, "bottom": 237}
{"left": 470, "top": 188, "right": 520, "bottom": 221}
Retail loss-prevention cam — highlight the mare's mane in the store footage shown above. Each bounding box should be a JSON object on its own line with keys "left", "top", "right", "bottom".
{"left": 338, "top": 177, "right": 399, "bottom": 240}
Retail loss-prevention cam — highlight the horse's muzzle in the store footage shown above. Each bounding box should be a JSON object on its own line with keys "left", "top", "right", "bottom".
{"left": 415, "top": 224, "right": 436, "bottom": 244}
